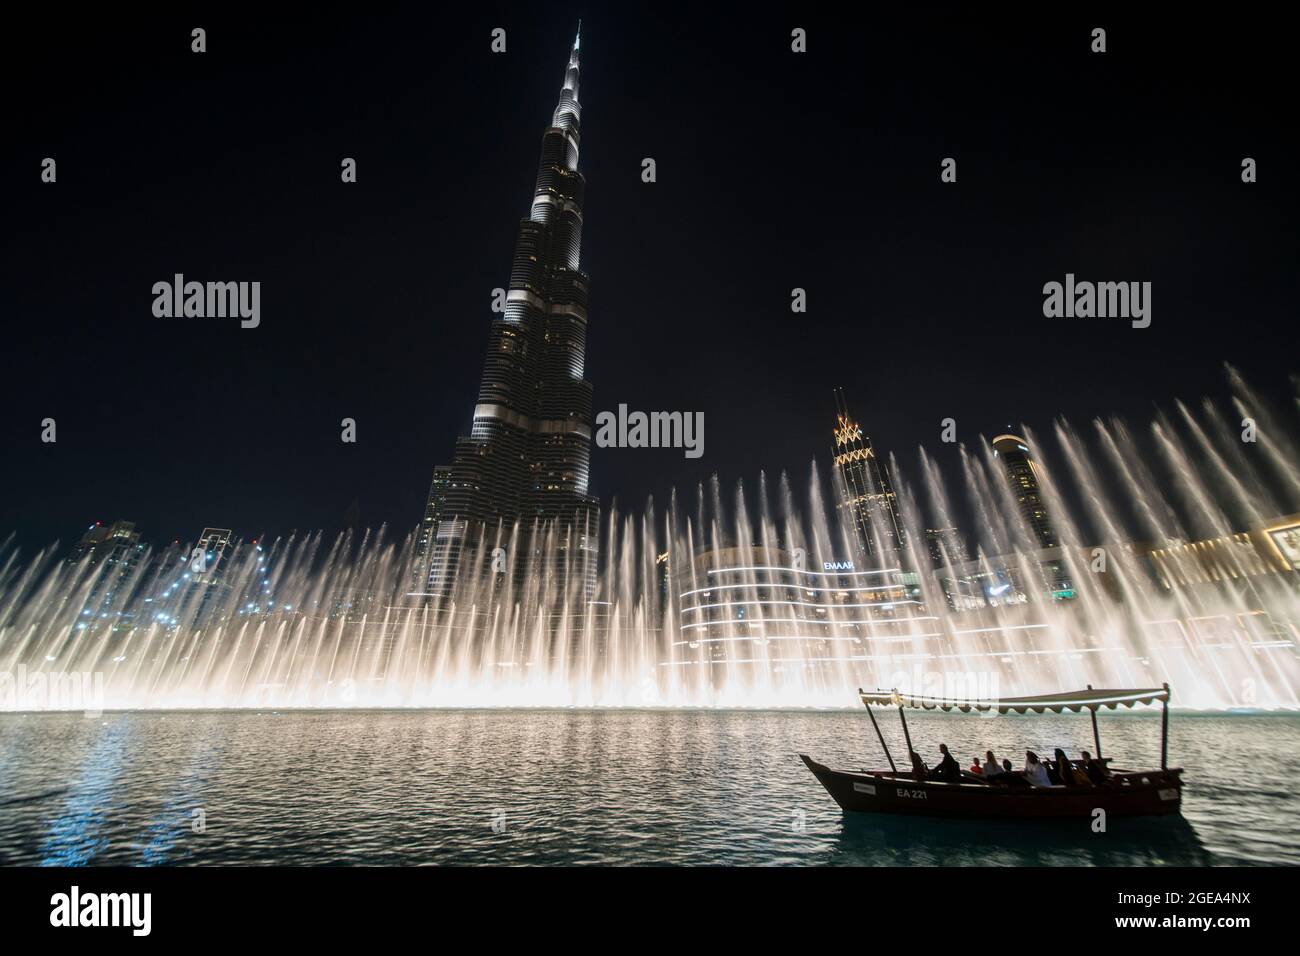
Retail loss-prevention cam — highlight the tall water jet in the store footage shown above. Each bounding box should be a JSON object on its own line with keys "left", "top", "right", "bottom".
{"left": 2, "top": 373, "right": 1298, "bottom": 711}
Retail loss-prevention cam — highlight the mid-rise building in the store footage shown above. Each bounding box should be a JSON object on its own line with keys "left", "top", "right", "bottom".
{"left": 675, "top": 546, "right": 926, "bottom": 669}
{"left": 411, "top": 465, "right": 451, "bottom": 595}
{"left": 923, "top": 526, "right": 968, "bottom": 569}
{"left": 1144, "top": 513, "right": 1300, "bottom": 587}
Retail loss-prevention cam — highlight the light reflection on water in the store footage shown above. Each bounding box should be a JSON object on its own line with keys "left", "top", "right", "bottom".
{"left": 0, "top": 710, "right": 1294, "bottom": 866}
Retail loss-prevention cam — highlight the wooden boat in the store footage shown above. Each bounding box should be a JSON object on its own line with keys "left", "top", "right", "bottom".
{"left": 800, "top": 685, "right": 1183, "bottom": 819}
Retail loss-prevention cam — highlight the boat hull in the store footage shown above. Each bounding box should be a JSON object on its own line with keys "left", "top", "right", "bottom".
{"left": 800, "top": 754, "right": 1183, "bottom": 819}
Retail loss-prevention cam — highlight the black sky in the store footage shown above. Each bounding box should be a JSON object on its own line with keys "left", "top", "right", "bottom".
{"left": 2, "top": 4, "right": 1296, "bottom": 549}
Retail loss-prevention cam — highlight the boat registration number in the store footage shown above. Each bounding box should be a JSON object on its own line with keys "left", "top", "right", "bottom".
{"left": 1158, "top": 788, "right": 1178, "bottom": 801}
{"left": 895, "top": 787, "right": 927, "bottom": 800}
{"left": 852, "top": 782, "right": 876, "bottom": 795}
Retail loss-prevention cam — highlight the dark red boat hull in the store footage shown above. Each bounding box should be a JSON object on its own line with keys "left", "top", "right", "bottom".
{"left": 800, "top": 754, "right": 1183, "bottom": 819}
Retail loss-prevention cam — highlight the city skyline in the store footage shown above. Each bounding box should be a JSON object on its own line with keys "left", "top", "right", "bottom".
{"left": 2, "top": 7, "right": 1298, "bottom": 888}
{"left": 2, "top": 9, "right": 1296, "bottom": 550}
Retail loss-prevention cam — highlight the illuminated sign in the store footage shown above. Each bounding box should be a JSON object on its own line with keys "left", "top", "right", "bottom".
{"left": 822, "top": 561, "right": 855, "bottom": 571}
{"left": 1265, "top": 522, "right": 1300, "bottom": 570}
{"left": 191, "top": 528, "right": 232, "bottom": 580}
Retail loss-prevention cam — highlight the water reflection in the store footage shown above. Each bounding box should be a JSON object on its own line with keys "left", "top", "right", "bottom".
{"left": 0, "top": 710, "right": 1294, "bottom": 866}
{"left": 827, "top": 811, "right": 1210, "bottom": 867}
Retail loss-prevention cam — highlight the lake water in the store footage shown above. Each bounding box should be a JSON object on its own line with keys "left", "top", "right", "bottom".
{"left": 0, "top": 710, "right": 1295, "bottom": 866}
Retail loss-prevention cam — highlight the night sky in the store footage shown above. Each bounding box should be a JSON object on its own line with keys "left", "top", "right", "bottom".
{"left": 2, "top": 5, "right": 1296, "bottom": 549}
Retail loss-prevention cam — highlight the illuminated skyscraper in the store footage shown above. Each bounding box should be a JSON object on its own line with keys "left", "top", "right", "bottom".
{"left": 67, "top": 519, "right": 145, "bottom": 617}
{"left": 990, "top": 433, "right": 1057, "bottom": 550}
{"left": 830, "top": 389, "right": 907, "bottom": 567}
{"left": 419, "top": 27, "right": 599, "bottom": 599}
{"left": 68, "top": 519, "right": 141, "bottom": 569}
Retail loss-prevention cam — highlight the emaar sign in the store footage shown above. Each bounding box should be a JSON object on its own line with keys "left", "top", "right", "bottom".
{"left": 822, "top": 561, "right": 855, "bottom": 571}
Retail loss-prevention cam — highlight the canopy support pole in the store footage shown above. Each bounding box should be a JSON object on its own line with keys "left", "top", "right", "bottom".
{"left": 1161, "top": 682, "right": 1170, "bottom": 770}
{"left": 1087, "top": 684, "right": 1102, "bottom": 761}
{"left": 897, "top": 703, "right": 914, "bottom": 757}
{"left": 865, "top": 704, "right": 896, "bottom": 773}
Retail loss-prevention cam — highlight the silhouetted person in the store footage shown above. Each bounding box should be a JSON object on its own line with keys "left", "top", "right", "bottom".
{"left": 909, "top": 750, "right": 929, "bottom": 783}
{"left": 969, "top": 756, "right": 984, "bottom": 776}
{"left": 1081, "top": 750, "right": 1109, "bottom": 785}
{"left": 995, "top": 756, "right": 1031, "bottom": 787}
{"left": 1044, "top": 754, "right": 1063, "bottom": 785}
{"left": 1054, "top": 748, "right": 1088, "bottom": 787}
{"left": 929, "top": 743, "right": 961, "bottom": 783}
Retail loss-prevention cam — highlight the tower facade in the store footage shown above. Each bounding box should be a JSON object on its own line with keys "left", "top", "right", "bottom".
{"left": 411, "top": 465, "right": 450, "bottom": 592}
{"left": 68, "top": 519, "right": 145, "bottom": 618}
{"left": 830, "top": 389, "right": 907, "bottom": 567}
{"left": 990, "top": 434, "right": 1057, "bottom": 550}
{"left": 419, "top": 27, "right": 599, "bottom": 600}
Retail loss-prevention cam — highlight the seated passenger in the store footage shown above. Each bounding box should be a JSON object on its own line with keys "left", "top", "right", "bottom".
{"left": 1023, "top": 751, "right": 1053, "bottom": 787}
{"left": 1054, "top": 748, "right": 1089, "bottom": 787}
{"left": 928, "top": 743, "right": 962, "bottom": 783}
{"left": 1080, "top": 750, "right": 1109, "bottom": 785}
{"left": 1045, "top": 756, "right": 1063, "bottom": 786}
{"left": 983, "top": 750, "right": 1004, "bottom": 780}
{"left": 969, "top": 756, "right": 984, "bottom": 776}
{"left": 909, "top": 750, "right": 929, "bottom": 783}
{"left": 999, "top": 763, "right": 1031, "bottom": 787}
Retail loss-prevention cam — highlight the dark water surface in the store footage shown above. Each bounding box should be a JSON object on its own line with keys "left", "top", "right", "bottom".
{"left": 0, "top": 710, "right": 1295, "bottom": 865}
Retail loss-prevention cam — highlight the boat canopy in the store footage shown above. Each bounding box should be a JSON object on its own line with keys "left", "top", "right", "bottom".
{"left": 857, "top": 686, "right": 1170, "bottom": 714}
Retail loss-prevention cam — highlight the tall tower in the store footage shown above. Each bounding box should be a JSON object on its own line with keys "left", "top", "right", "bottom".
{"left": 830, "top": 389, "right": 907, "bottom": 567}
{"left": 420, "top": 26, "right": 599, "bottom": 600}
{"left": 991, "top": 434, "right": 1057, "bottom": 550}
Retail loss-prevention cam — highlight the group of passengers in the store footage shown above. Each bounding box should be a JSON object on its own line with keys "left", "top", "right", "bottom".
{"left": 908, "top": 743, "right": 1109, "bottom": 788}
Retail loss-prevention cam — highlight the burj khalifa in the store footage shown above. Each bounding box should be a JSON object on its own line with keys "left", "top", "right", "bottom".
{"left": 415, "top": 26, "right": 600, "bottom": 600}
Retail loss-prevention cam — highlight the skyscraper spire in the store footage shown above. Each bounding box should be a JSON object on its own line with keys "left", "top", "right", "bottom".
{"left": 416, "top": 30, "right": 600, "bottom": 601}
{"left": 553, "top": 23, "right": 582, "bottom": 135}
